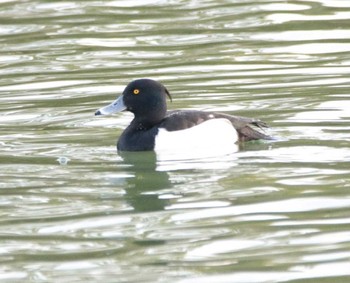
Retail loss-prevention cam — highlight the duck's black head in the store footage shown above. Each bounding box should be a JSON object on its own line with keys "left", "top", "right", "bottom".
{"left": 95, "top": 79, "right": 172, "bottom": 126}
{"left": 123, "top": 79, "right": 171, "bottom": 123}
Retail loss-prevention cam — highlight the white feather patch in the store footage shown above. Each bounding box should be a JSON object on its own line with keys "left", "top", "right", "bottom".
{"left": 155, "top": 118, "right": 239, "bottom": 161}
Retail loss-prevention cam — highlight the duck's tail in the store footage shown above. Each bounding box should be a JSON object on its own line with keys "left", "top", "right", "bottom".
{"left": 215, "top": 113, "right": 273, "bottom": 142}
{"left": 237, "top": 122, "right": 274, "bottom": 142}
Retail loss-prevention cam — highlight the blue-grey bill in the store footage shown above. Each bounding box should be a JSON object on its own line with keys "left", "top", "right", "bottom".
{"left": 95, "top": 95, "right": 126, "bottom": 116}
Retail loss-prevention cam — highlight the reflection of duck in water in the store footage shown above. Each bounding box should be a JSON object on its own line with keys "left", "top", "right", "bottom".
{"left": 119, "top": 151, "right": 173, "bottom": 213}
{"left": 95, "top": 79, "right": 272, "bottom": 157}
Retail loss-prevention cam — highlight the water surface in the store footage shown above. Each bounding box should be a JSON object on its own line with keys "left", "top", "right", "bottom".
{"left": 1, "top": 0, "right": 350, "bottom": 282}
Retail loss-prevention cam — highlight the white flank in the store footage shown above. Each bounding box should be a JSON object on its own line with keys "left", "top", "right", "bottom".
{"left": 155, "top": 118, "right": 239, "bottom": 161}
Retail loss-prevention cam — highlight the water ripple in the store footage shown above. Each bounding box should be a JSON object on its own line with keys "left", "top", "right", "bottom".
{"left": 1, "top": 0, "right": 350, "bottom": 282}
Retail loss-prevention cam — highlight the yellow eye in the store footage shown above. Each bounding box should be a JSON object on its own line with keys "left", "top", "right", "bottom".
{"left": 133, "top": 89, "right": 140, "bottom": 95}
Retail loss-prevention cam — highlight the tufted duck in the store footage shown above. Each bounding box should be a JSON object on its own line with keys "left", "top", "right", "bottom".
{"left": 95, "top": 79, "right": 272, "bottom": 152}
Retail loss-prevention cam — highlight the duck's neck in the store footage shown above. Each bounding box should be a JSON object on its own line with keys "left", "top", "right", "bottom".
{"left": 131, "top": 109, "right": 166, "bottom": 130}
{"left": 130, "top": 116, "right": 162, "bottom": 131}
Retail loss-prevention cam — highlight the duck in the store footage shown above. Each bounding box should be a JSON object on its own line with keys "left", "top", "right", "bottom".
{"left": 95, "top": 79, "right": 272, "bottom": 152}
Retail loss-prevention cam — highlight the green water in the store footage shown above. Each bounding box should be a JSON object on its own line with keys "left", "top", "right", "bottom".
{"left": 1, "top": 0, "right": 350, "bottom": 282}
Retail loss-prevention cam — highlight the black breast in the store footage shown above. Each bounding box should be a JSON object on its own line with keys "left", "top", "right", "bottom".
{"left": 117, "top": 123, "right": 159, "bottom": 151}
